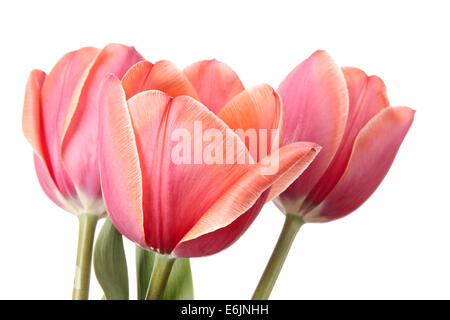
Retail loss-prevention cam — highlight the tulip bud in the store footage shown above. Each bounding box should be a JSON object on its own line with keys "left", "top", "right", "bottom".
{"left": 274, "top": 50, "right": 415, "bottom": 222}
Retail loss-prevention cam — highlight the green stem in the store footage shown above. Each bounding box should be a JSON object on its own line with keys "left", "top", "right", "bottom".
{"left": 252, "top": 214, "right": 304, "bottom": 300}
{"left": 145, "top": 253, "right": 175, "bottom": 300}
{"left": 72, "top": 213, "right": 99, "bottom": 300}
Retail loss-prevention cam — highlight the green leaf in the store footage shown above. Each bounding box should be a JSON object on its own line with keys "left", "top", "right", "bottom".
{"left": 136, "top": 246, "right": 194, "bottom": 300}
{"left": 93, "top": 218, "right": 129, "bottom": 300}
{"left": 136, "top": 245, "right": 155, "bottom": 300}
{"left": 162, "top": 257, "right": 194, "bottom": 300}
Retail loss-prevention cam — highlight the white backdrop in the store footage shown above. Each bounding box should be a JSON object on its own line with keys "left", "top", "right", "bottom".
{"left": 0, "top": 0, "right": 448, "bottom": 299}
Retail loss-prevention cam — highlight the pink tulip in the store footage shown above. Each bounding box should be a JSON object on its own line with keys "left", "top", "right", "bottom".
{"left": 97, "top": 59, "right": 320, "bottom": 257}
{"left": 23, "top": 44, "right": 144, "bottom": 216}
{"left": 274, "top": 50, "right": 415, "bottom": 222}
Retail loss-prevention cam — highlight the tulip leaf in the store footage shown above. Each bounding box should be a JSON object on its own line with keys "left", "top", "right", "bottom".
{"left": 93, "top": 218, "right": 129, "bottom": 300}
{"left": 136, "top": 246, "right": 194, "bottom": 300}
{"left": 136, "top": 245, "right": 155, "bottom": 300}
{"left": 162, "top": 257, "right": 194, "bottom": 300}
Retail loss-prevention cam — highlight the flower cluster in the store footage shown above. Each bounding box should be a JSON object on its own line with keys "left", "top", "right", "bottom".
{"left": 23, "top": 44, "right": 414, "bottom": 300}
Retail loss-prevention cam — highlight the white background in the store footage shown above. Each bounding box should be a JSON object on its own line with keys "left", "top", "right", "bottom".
{"left": 0, "top": 0, "right": 448, "bottom": 299}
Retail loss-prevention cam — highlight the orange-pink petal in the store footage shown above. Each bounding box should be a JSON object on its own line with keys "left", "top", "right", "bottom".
{"left": 184, "top": 59, "right": 245, "bottom": 114}
{"left": 217, "top": 84, "right": 283, "bottom": 162}
{"left": 23, "top": 69, "right": 47, "bottom": 158}
{"left": 121, "top": 60, "right": 198, "bottom": 100}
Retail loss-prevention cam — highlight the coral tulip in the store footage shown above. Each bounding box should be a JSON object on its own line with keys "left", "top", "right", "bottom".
{"left": 22, "top": 44, "right": 144, "bottom": 299}
{"left": 97, "top": 60, "right": 320, "bottom": 299}
{"left": 253, "top": 50, "right": 414, "bottom": 299}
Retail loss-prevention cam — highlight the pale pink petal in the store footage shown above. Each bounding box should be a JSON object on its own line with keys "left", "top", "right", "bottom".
{"left": 303, "top": 67, "right": 390, "bottom": 208}
{"left": 276, "top": 50, "right": 348, "bottom": 214}
{"left": 217, "top": 84, "right": 283, "bottom": 162}
{"left": 97, "top": 74, "right": 146, "bottom": 247}
{"left": 61, "top": 43, "right": 143, "bottom": 199}
{"left": 306, "top": 107, "right": 415, "bottom": 222}
{"left": 33, "top": 158, "right": 61, "bottom": 211}
{"left": 122, "top": 60, "right": 198, "bottom": 100}
{"left": 184, "top": 59, "right": 245, "bottom": 114}
{"left": 174, "top": 142, "right": 320, "bottom": 257}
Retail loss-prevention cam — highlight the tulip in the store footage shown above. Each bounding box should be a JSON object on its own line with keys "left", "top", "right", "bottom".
{"left": 22, "top": 44, "right": 143, "bottom": 299}
{"left": 253, "top": 50, "right": 415, "bottom": 299}
{"left": 97, "top": 59, "right": 320, "bottom": 299}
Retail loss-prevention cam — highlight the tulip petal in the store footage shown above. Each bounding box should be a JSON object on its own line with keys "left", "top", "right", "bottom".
{"left": 184, "top": 59, "right": 245, "bottom": 114}
{"left": 23, "top": 69, "right": 69, "bottom": 209}
{"left": 217, "top": 84, "right": 283, "bottom": 162}
{"left": 121, "top": 60, "right": 153, "bottom": 99}
{"left": 61, "top": 44, "right": 143, "bottom": 199}
{"left": 267, "top": 149, "right": 319, "bottom": 203}
{"left": 304, "top": 67, "right": 390, "bottom": 207}
{"left": 23, "top": 69, "right": 47, "bottom": 159}
{"left": 39, "top": 47, "right": 100, "bottom": 198}
{"left": 33, "top": 154, "right": 64, "bottom": 208}
{"left": 174, "top": 142, "right": 320, "bottom": 257}
{"left": 97, "top": 74, "right": 146, "bottom": 247}
{"left": 306, "top": 106, "right": 415, "bottom": 222}
{"left": 127, "top": 91, "right": 254, "bottom": 253}
{"left": 122, "top": 60, "right": 198, "bottom": 100}
{"left": 276, "top": 50, "right": 348, "bottom": 214}
{"left": 173, "top": 191, "right": 269, "bottom": 257}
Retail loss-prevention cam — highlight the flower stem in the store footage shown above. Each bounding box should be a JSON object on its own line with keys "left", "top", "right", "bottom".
{"left": 72, "top": 213, "right": 99, "bottom": 300}
{"left": 252, "top": 214, "right": 304, "bottom": 300}
{"left": 145, "top": 253, "right": 175, "bottom": 300}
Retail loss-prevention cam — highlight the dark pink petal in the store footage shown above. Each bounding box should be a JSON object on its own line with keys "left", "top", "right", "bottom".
{"left": 303, "top": 67, "right": 390, "bottom": 209}
{"left": 306, "top": 106, "right": 415, "bottom": 222}
{"left": 276, "top": 50, "right": 348, "bottom": 214}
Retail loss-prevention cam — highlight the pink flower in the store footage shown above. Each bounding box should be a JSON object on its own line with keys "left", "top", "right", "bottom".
{"left": 97, "top": 59, "right": 320, "bottom": 257}
{"left": 23, "top": 44, "right": 144, "bottom": 215}
{"left": 274, "top": 50, "right": 415, "bottom": 222}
